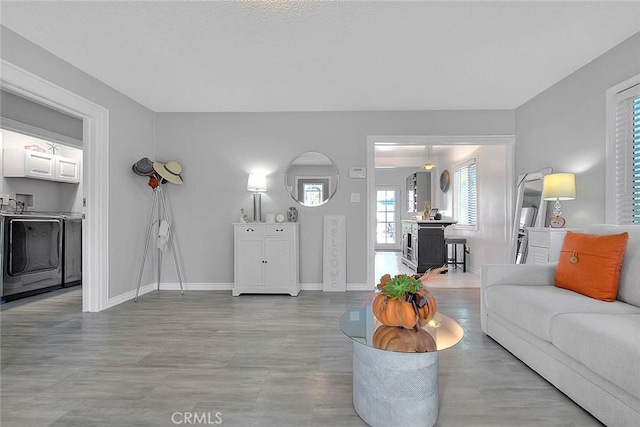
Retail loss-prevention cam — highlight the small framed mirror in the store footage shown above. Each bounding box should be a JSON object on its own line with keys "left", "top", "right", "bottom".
{"left": 511, "top": 167, "right": 552, "bottom": 264}
{"left": 285, "top": 152, "right": 339, "bottom": 207}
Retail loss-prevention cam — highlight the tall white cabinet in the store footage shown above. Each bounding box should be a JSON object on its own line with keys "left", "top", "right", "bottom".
{"left": 233, "top": 223, "right": 300, "bottom": 296}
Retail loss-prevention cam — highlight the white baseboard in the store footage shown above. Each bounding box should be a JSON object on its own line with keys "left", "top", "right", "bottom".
{"left": 301, "top": 283, "right": 322, "bottom": 291}
{"left": 301, "top": 282, "right": 374, "bottom": 292}
{"left": 106, "top": 281, "right": 376, "bottom": 308}
{"left": 159, "top": 282, "right": 233, "bottom": 291}
{"left": 347, "top": 282, "right": 375, "bottom": 291}
{"left": 106, "top": 282, "right": 156, "bottom": 309}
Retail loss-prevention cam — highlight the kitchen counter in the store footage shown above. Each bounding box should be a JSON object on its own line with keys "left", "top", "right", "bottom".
{"left": 0, "top": 211, "right": 83, "bottom": 219}
{"left": 401, "top": 220, "right": 456, "bottom": 273}
{"left": 402, "top": 219, "right": 458, "bottom": 225}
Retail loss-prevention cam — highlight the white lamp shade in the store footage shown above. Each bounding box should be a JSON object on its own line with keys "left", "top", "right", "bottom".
{"left": 542, "top": 173, "right": 576, "bottom": 201}
{"left": 247, "top": 173, "right": 267, "bottom": 192}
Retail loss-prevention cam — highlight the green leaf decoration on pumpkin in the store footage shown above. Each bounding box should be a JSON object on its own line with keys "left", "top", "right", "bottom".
{"left": 380, "top": 274, "right": 421, "bottom": 298}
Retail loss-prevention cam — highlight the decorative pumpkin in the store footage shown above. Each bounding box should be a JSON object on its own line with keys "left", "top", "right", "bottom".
{"left": 372, "top": 325, "right": 437, "bottom": 353}
{"left": 371, "top": 268, "right": 442, "bottom": 329}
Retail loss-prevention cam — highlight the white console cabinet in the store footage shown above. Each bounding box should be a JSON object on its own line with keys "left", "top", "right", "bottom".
{"left": 4, "top": 148, "right": 80, "bottom": 183}
{"left": 526, "top": 227, "right": 581, "bottom": 264}
{"left": 233, "top": 223, "right": 299, "bottom": 296}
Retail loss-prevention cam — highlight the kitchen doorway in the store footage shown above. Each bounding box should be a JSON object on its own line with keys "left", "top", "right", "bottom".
{"left": 365, "top": 135, "right": 516, "bottom": 286}
{"left": 1, "top": 59, "right": 109, "bottom": 312}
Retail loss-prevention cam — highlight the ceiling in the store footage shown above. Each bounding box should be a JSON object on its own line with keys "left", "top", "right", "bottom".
{"left": 375, "top": 144, "right": 481, "bottom": 168}
{"left": 1, "top": 1, "right": 639, "bottom": 113}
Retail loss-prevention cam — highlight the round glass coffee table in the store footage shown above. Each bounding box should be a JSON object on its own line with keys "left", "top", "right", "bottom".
{"left": 340, "top": 305, "right": 464, "bottom": 427}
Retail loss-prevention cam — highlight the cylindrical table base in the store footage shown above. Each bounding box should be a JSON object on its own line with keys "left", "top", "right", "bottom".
{"left": 352, "top": 341, "right": 439, "bottom": 427}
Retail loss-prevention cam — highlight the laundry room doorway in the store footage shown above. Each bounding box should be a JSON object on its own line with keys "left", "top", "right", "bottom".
{"left": 1, "top": 59, "right": 110, "bottom": 312}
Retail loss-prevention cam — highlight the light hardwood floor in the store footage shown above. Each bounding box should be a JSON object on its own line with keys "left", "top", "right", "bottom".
{"left": 374, "top": 251, "right": 481, "bottom": 288}
{"left": 1, "top": 286, "right": 602, "bottom": 426}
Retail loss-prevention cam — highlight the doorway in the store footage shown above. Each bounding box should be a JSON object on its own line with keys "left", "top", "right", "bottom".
{"left": 366, "top": 135, "right": 515, "bottom": 286}
{"left": 375, "top": 185, "right": 401, "bottom": 251}
{"left": 1, "top": 59, "right": 110, "bottom": 312}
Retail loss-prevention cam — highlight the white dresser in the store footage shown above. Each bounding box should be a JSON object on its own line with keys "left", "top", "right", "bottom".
{"left": 233, "top": 223, "right": 300, "bottom": 296}
{"left": 526, "top": 227, "right": 581, "bottom": 264}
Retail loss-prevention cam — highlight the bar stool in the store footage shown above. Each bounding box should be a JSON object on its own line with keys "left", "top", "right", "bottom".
{"left": 445, "top": 237, "right": 467, "bottom": 272}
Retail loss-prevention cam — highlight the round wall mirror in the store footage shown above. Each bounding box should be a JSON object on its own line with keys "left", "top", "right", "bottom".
{"left": 285, "top": 152, "right": 339, "bottom": 207}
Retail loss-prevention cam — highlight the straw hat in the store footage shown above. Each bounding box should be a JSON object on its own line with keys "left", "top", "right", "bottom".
{"left": 132, "top": 157, "right": 155, "bottom": 176}
{"left": 153, "top": 160, "right": 184, "bottom": 184}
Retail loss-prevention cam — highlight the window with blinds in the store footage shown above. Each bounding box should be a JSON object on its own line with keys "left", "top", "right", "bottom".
{"left": 610, "top": 79, "right": 640, "bottom": 224}
{"left": 453, "top": 159, "right": 477, "bottom": 228}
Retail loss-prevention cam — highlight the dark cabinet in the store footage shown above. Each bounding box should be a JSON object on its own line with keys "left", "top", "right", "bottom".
{"left": 401, "top": 220, "right": 455, "bottom": 274}
{"left": 417, "top": 226, "right": 446, "bottom": 273}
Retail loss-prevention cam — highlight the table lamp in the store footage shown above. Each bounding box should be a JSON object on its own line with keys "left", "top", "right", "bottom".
{"left": 247, "top": 173, "right": 267, "bottom": 222}
{"left": 542, "top": 173, "right": 576, "bottom": 228}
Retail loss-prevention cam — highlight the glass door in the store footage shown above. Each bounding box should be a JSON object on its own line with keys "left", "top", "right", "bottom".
{"left": 375, "top": 186, "right": 401, "bottom": 250}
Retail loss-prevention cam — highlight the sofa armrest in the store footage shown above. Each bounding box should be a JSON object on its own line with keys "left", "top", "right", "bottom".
{"left": 480, "top": 263, "right": 557, "bottom": 333}
{"left": 481, "top": 263, "right": 557, "bottom": 289}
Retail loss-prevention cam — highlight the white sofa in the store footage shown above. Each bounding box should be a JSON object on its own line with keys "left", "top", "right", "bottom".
{"left": 481, "top": 224, "right": 640, "bottom": 426}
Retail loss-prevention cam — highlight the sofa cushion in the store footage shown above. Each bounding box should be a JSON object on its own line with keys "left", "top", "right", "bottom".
{"left": 555, "top": 231, "right": 628, "bottom": 301}
{"left": 485, "top": 285, "right": 640, "bottom": 342}
{"left": 551, "top": 313, "right": 640, "bottom": 400}
{"left": 585, "top": 224, "right": 640, "bottom": 306}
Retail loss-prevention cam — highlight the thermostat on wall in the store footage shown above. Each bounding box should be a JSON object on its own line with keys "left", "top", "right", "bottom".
{"left": 349, "top": 167, "right": 366, "bottom": 179}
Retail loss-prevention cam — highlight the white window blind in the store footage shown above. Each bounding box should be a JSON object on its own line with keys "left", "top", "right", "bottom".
{"left": 611, "top": 82, "right": 640, "bottom": 224}
{"left": 453, "top": 159, "right": 477, "bottom": 228}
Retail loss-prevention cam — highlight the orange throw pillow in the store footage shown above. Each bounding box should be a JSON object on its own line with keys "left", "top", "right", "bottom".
{"left": 555, "top": 231, "right": 628, "bottom": 301}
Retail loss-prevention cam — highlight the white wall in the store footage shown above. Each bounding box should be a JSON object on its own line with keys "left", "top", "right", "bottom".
{"left": 155, "top": 111, "right": 514, "bottom": 286}
{"left": 515, "top": 32, "right": 640, "bottom": 229}
{"left": 432, "top": 144, "right": 511, "bottom": 272}
{"left": 1, "top": 89, "right": 83, "bottom": 144}
{"left": 1, "top": 26, "right": 157, "bottom": 299}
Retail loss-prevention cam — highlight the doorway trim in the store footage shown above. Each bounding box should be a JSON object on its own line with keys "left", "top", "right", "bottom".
{"left": 366, "top": 135, "right": 515, "bottom": 287}
{"left": 1, "top": 59, "right": 110, "bottom": 312}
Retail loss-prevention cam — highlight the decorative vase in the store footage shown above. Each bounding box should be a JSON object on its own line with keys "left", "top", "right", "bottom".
{"left": 287, "top": 206, "right": 298, "bottom": 222}
{"left": 423, "top": 201, "right": 431, "bottom": 219}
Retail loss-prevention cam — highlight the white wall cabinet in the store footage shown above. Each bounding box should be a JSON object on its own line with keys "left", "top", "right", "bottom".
{"left": 4, "top": 148, "right": 80, "bottom": 183}
{"left": 54, "top": 156, "right": 81, "bottom": 183}
{"left": 526, "top": 227, "right": 581, "bottom": 264}
{"left": 233, "top": 223, "right": 299, "bottom": 296}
